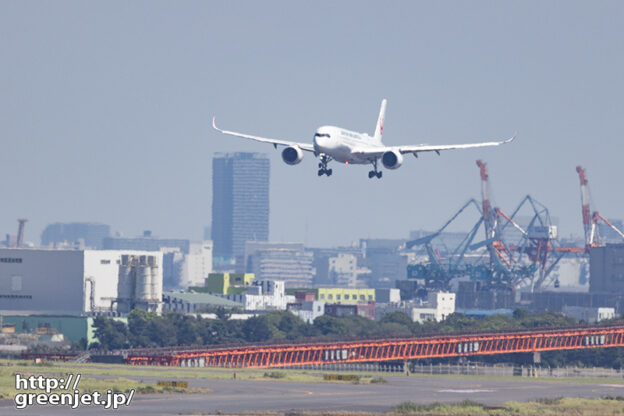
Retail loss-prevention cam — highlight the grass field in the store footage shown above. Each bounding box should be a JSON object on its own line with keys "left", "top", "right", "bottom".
{"left": 389, "top": 397, "right": 624, "bottom": 415}
{"left": 0, "top": 359, "right": 390, "bottom": 400}
{"left": 4, "top": 359, "right": 624, "bottom": 415}
{"left": 238, "top": 398, "right": 624, "bottom": 415}
{"left": 0, "top": 360, "right": 208, "bottom": 400}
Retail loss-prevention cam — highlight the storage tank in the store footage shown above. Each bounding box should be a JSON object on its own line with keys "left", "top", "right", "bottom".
{"left": 117, "top": 257, "right": 135, "bottom": 301}
{"left": 117, "top": 255, "right": 136, "bottom": 313}
{"left": 149, "top": 256, "right": 162, "bottom": 303}
{"left": 135, "top": 257, "right": 152, "bottom": 302}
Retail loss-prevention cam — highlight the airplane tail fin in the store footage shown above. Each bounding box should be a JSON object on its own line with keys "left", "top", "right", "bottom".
{"left": 373, "top": 99, "right": 387, "bottom": 142}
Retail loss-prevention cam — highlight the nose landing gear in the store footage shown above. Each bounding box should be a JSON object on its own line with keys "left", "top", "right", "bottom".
{"left": 317, "top": 154, "right": 333, "bottom": 177}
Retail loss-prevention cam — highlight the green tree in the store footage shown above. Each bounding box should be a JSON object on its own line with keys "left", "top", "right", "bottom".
{"left": 93, "top": 316, "right": 128, "bottom": 350}
{"left": 263, "top": 311, "right": 307, "bottom": 340}
{"left": 127, "top": 309, "right": 155, "bottom": 347}
{"left": 145, "top": 316, "right": 178, "bottom": 347}
{"left": 173, "top": 314, "right": 202, "bottom": 346}
{"left": 313, "top": 315, "right": 349, "bottom": 337}
{"left": 378, "top": 321, "right": 412, "bottom": 337}
{"left": 380, "top": 312, "right": 414, "bottom": 332}
{"left": 341, "top": 315, "right": 380, "bottom": 338}
{"left": 242, "top": 316, "right": 273, "bottom": 342}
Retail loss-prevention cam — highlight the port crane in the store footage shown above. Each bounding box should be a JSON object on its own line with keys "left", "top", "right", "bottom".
{"left": 576, "top": 165, "right": 624, "bottom": 251}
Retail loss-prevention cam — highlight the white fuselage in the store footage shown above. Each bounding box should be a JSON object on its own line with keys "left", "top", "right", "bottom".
{"left": 313, "top": 126, "right": 383, "bottom": 164}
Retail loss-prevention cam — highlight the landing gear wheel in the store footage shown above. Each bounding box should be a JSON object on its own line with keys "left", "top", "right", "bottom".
{"left": 368, "top": 158, "right": 382, "bottom": 179}
{"left": 317, "top": 154, "right": 333, "bottom": 177}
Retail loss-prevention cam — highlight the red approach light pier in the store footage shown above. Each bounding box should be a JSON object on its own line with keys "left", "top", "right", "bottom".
{"left": 124, "top": 324, "right": 624, "bottom": 368}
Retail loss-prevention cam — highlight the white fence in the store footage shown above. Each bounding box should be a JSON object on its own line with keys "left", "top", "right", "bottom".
{"left": 410, "top": 363, "right": 624, "bottom": 378}
{"left": 287, "top": 362, "right": 624, "bottom": 379}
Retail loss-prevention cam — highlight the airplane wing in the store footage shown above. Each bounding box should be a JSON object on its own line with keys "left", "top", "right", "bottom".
{"left": 351, "top": 133, "right": 517, "bottom": 158}
{"left": 212, "top": 118, "right": 315, "bottom": 152}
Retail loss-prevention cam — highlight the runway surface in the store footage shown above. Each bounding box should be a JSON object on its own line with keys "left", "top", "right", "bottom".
{"left": 2, "top": 373, "right": 623, "bottom": 415}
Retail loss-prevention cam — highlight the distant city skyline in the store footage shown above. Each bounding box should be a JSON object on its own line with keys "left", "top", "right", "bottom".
{"left": 2, "top": 2, "right": 623, "bottom": 247}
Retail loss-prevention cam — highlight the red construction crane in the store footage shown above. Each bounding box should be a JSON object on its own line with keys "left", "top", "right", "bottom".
{"left": 475, "top": 160, "right": 513, "bottom": 269}
{"left": 476, "top": 160, "right": 495, "bottom": 240}
{"left": 576, "top": 166, "right": 593, "bottom": 252}
{"left": 576, "top": 166, "right": 624, "bottom": 251}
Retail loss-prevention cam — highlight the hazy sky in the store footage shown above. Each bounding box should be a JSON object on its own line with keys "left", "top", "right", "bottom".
{"left": 1, "top": 1, "right": 623, "bottom": 247}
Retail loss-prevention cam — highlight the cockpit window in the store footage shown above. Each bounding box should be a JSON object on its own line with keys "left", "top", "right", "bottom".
{"left": 314, "top": 133, "right": 330, "bottom": 138}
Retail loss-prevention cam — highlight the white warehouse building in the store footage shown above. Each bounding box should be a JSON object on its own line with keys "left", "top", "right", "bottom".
{"left": 0, "top": 248, "right": 163, "bottom": 316}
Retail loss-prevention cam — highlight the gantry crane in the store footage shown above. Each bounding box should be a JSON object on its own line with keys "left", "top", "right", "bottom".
{"left": 405, "top": 160, "right": 583, "bottom": 292}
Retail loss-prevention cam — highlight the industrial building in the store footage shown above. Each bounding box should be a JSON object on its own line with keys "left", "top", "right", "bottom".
{"left": 116, "top": 253, "right": 163, "bottom": 314}
{"left": 562, "top": 305, "right": 615, "bottom": 323}
{"left": 522, "top": 291, "right": 624, "bottom": 314}
{"left": 0, "top": 248, "right": 163, "bottom": 316}
{"left": 103, "top": 232, "right": 212, "bottom": 289}
{"left": 0, "top": 315, "right": 124, "bottom": 345}
{"left": 455, "top": 281, "right": 515, "bottom": 310}
{"left": 590, "top": 244, "right": 624, "bottom": 294}
{"left": 212, "top": 152, "right": 270, "bottom": 265}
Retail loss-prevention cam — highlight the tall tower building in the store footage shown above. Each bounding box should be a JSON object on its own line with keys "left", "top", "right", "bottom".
{"left": 212, "top": 153, "right": 270, "bottom": 263}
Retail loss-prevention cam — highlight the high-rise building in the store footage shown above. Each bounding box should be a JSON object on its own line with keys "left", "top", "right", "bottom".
{"left": 41, "top": 222, "right": 110, "bottom": 249}
{"left": 244, "top": 242, "right": 314, "bottom": 287}
{"left": 212, "top": 153, "right": 270, "bottom": 263}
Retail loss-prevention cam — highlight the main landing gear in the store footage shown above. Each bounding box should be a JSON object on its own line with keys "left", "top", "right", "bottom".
{"left": 317, "top": 154, "right": 333, "bottom": 176}
{"left": 368, "top": 159, "right": 382, "bottom": 179}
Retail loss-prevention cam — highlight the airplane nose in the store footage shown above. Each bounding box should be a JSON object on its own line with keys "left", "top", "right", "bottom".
{"left": 314, "top": 134, "right": 324, "bottom": 148}
{"left": 314, "top": 133, "right": 331, "bottom": 152}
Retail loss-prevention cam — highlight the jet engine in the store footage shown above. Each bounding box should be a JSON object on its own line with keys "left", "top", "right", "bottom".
{"left": 281, "top": 146, "right": 304, "bottom": 165}
{"left": 381, "top": 150, "right": 403, "bottom": 169}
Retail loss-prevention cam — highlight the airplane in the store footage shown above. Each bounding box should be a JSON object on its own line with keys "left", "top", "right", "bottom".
{"left": 212, "top": 99, "right": 516, "bottom": 179}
